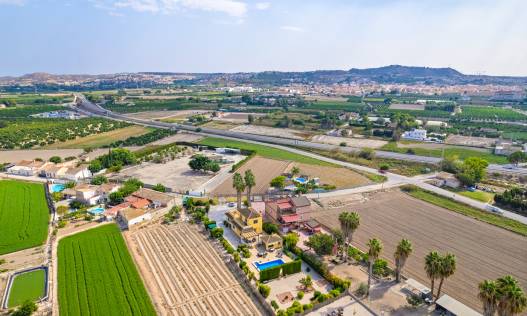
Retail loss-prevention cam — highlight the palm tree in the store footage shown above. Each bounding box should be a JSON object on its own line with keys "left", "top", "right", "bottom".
{"left": 338, "top": 212, "right": 360, "bottom": 262}
{"left": 436, "top": 253, "right": 456, "bottom": 300}
{"left": 232, "top": 173, "right": 245, "bottom": 211}
{"left": 244, "top": 170, "right": 255, "bottom": 207}
{"left": 366, "top": 238, "right": 383, "bottom": 296}
{"left": 299, "top": 275, "right": 313, "bottom": 291}
{"left": 424, "top": 251, "right": 442, "bottom": 299}
{"left": 291, "top": 166, "right": 300, "bottom": 177}
{"left": 479, "top": 280, "right": 499, "bottom": 316}
{"left": 496, "top": 275, "right": 527, "bottom": 316}
{"left": 394, "top": 239, "right": 413, "bottom": 283}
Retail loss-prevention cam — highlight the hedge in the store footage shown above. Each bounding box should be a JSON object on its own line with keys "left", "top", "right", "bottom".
{"left": 293, "top": 247, "right": 351, "bottom": 291}
{"left": 259, "top": 265, "right": 282, "bottom": 282}
{"left": 282, "top": 260, "right": 302, "bottom": 276}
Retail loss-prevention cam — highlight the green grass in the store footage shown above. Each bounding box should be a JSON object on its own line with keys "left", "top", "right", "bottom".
{"left": 403, "top": 186, "right": 527, "bottom": 237}
{"left": 7, "top": 269, "right": 46, "bottom": 307}
{"left": 459, "top": 106, "right": 527, "bottom": 121}
{"left": 58, "top": 224, "right": 155, "bottom": 316}
{"left": 198, "top": 137, "right": 335, "bottom": 166}
{"left": 303, "top": 100, "right": 365, "bottom": 112}
{"left": 0, "top": 181, "right": 50, "bottom": 255}
{"left": 457, "top": 190, "right": 495, "bottom": 203}
{"left": 381, "top": 142, "right": 508, "bottom": 164}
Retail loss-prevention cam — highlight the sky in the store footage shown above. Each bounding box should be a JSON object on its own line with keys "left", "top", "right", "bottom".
{"left": 1, "top": 0, "right": 527, "bottom": 76}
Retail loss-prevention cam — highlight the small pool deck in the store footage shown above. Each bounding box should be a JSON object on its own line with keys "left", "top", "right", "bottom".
{"left": 248, "top": 245, "right": 293, "bottom": 280}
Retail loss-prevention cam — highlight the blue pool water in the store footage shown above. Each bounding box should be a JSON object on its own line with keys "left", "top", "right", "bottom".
{"left": 88, "top": 207, "right": 105, "bottom": 215}
{"left": 50, "top": 184, "right": 65, "bottom": 193}
{"left": 293, "top": 177, "right": 308, "bottom": 184}
{"left": 254, "top": 259, "right": 285, "bottom": 271}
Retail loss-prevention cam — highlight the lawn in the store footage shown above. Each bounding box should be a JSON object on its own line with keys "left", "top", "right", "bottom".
{"left": 46, "top": 125, "right": 151, "bottom": 149}
{"left": 197, "top": 137, "right": 335, "bottom": 166}
{"left": 0, "top": 180, "right": 50, "bottom": 255}
{"left": 7, "top": 269, "right": 46, "bottom": 308}
{"left": 381, "top": 142, "right": 508, "bottom": 164}
{"left": 58, "top": 224, "right": 155, "bottom": 316}
{"left": 403, "top": 186, "right": 527, "bottom": 237}
{"left": 457, "top": 190, "right": 495, "bottom": 203}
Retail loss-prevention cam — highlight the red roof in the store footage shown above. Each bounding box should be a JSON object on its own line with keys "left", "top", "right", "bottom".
{"left": 277, "top": 201, "right": 293, "bottom": 210}
{"left": 281, "top": 214, "right": 299, "bottom": 223}
{"left": 105, "top": 202, "right": 130, "bottom": 216}
{"left": 131, "top": 198, "right": 150, "bottom": 209}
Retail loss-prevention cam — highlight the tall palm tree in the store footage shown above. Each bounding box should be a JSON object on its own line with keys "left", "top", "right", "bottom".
{"left": 244, "top": 169, "right": 255, "bottom": 207}
{"left": 291, "top": 166, "right": 300, "bottom": 177}
{"left": 424, "top": 251, "right": 442, "bottom": 299}
{"left": 366, "top": 238, "right": 383, "bottom": 296}
{"left": 479, "top": 280, "right": 499, "bottom": 316}
{"left": 496, "top": 275, "right": 527, "bottom": 316}
{"left": 436, "top": 253, "right": 457, "bottom": 300}
{"left": 338, "top": 212, "right": 360, "bottom": 262}
{"left": 232, "top": 173, "right": 245, "bottom": 211}
{"left": 394, "top": 239, "right": 413, "bottom": 283}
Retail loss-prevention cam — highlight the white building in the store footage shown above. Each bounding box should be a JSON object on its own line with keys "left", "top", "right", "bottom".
{"left": 118, "top": 207, "right": 152, "bottom": 228}
{"left": 74, "top": 184, "right": 101, "bottom": 205}
{"left": 7, "top": 160, "right": 48, "bottom": 176}
{"left": 62, "top": 166, "right": 92, "bottom": 182}
{"left": 402, "top": 129, "right": 428, "bottom": 141}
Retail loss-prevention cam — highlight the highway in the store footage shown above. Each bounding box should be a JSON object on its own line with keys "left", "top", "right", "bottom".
{"left": 74, "top": 94, "right": 527, "bottom": 224}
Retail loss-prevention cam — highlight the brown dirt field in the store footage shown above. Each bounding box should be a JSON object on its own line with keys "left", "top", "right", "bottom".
{"left": 284, "top": 163, "right": 371, "bottom": 189}
{"left": 312, "top": 190, "right": 527, "bottom": 313}
{"left": 212, "top": 156, "right": 290, "bottom": 196}
{"left": 126, "top": 223, "right": 262, "bottom": 316}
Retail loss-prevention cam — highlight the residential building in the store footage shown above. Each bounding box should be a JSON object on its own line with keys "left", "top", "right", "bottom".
{"left": 131, "top": 188, "right": 175, "bottom": 208}
{"left": 6, "top": 160, "right": 48, "bottom": 176}
{"left": 117, "top": 207, "right": 152, "bottom": 229}
{"left": 265, "top": 196, "right": 312, "bottom": 231}
{"left": 260, "top": 234, "right": 283, "bottom": 251}
{"left": 62, "top": 166, "right": 92, "bottom": 182}
{"left": 225, "top": 207, "right": 262, "bottom": 243}
{"left": 401, "top": 129, "right": 428, "bottom": 141}
{"left": 74, "top": 184, "right": 101, "bottom": 205}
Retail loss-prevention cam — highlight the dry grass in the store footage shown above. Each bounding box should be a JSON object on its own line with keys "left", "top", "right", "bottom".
{"left": 46, "top": 126, "right": 150, "bottom": 149}
{"left": 284, "top": 163, "right": 371, "bottom": 188}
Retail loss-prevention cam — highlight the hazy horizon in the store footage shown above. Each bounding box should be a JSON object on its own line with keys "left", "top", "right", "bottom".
{"left": 1, "top": 0, "right": 526, "bottom": 77}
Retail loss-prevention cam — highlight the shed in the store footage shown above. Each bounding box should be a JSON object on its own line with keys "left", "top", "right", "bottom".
{"left": 435, "top": 294, "right": 482, "bottom": 316}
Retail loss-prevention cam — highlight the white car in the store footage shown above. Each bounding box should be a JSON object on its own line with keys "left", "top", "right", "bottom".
{"left": 486, "top": 204, "right": 504, "bottom": 215}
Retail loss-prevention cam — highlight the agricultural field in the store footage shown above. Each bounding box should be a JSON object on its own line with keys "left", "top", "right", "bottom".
{"left": 457, "top": 190, "right": 495, "bottom": 203}
{"left": 284, "top": 162, "right": 371, "bottom": 189}
{"left": 7, "top": 269, "right": 47, "bottom": 308}
{"left": 313, "top": 190, "right": 527, "bottom": 313}
{"left": 459, "top": 106, "right": 527, "bottom": 121}
{"left": 301, "top": 100, "right": 365, "bottom": 112}
{"left": 0, "top": 180, "right": 50, "bottom": 255}
{"left": 45, "top": 125, "right": 151, "bottom": 149}
{"left": 198, "top": 137, "right": 334, "bottom": 166}
{"left": 0, "top": 105, "right": 65, "bottom": 118}
{"left": 126, "top": 223, "right": 262, "bottom": 316}
{"left": 230, "top": 125, "right": 307, "bottom": 140}
{"left": 103, "top": 99, "right": 215, "bottom": 113}
{"left": 57, "top": 224, "right": 155, "bottom": 316}
{"left": 0, "top": 93, "right": 73, "bottom": 106}
{"left": 212, "top": 156, "right": 290, "bottom": 195}
{"left": 380, "top": 141, "right": 508, "bottom": 164}
{"left": 0, "top": 118, "right": 130, "bottom": 149}
{"left": 311, "top": 135, "right": 387, "bottom": 149}
{"left": 388, "top": 103, "right": 425, "bottom": 110}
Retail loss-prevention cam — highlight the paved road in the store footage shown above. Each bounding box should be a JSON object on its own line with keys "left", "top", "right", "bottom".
{"left": 74, "top": 94, "right": 527, "bottom": 224}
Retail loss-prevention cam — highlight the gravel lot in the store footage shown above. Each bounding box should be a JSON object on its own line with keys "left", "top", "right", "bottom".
{"left": 230, "top": 125, "right": 306, "bottom": 140}
{"left": 312, "top": 190, "right": 527, "bottom": 313}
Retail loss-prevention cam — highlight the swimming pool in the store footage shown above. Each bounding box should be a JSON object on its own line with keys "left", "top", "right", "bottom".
{"left": 87, "top": 207, "right": 105, "bottom": 215}
{"left": 50, "top": 184, "right": 65, "bottom": 193}
{"left": 293, "top": 177, "right": 308, "bottom": 184}
{"left": 253, "top": 259, "right": 285, "bottom": 271}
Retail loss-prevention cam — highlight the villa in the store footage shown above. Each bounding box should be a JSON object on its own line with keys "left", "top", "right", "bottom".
{"left": 265, "top": 196, "right": 312, "bottom": 232}
{"left": 117, "top": 207, "right": 152, "bottom": 229}
{"left": 131, "top": 188, "right": 175, "bottom": 209}
{"left": 225, "top": 207, "right": 263, "bottom": 243}
{"left": 260, "top": 233, "right": 283, "bottom": 251}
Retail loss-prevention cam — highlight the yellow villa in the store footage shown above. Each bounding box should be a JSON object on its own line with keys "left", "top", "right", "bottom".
{"left": 225, "top": 207, "right": 262, "bottom": 243}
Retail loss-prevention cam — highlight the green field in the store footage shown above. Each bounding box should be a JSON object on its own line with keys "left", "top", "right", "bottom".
{"left": 404, "top": 186, "right": 527, "bottom": 237}
{"left": 381, "top": 142, "right": 508, "bottom": 164}
{"left": 58, "top": 224, "right": 155, "bottom": 316}
{"left": 303, "top": 100, "right": 365, "bottom": 112}
{"left": 7, "top": 269, "right": 46, "bottom": 308}
{"left": 457, "top": 190, "right": 495, "bottom": 203}
{"left": 459, "top": 106, "right": 527, "bottom": 121}
{"left": 198, "top": 137, "right": 335, "bottom": 166}
{"left": 0, "top": 181, "right": 50, "bottom": 255}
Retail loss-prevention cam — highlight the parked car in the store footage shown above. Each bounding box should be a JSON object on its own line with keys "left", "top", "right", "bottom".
{"left": 486, "top": 204, "right": 504, "bottom": 215}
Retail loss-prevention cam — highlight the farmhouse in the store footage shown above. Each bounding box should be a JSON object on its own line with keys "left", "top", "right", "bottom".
{"left": 131, "top": 188, "right": 175, "bottom": 208}
{"left": 401, "top": 128, "right": 427, "bottom": 141}
{"left": 7, "top": 160, "right": 48, "bottom": 176}
{"left": 61, "top": 166, "right": 92, "bottom": 182}
{"left": 69, "top": 183, "right": 120, "bottom": 206}
{"left": 117, "top": 207, "right": 152, "bottom": 228}
{"left": 225, "top": 207, "right": 262, "bottom": 243}
{"left": 265, "top": 196, "right": 312, "bottom": 231}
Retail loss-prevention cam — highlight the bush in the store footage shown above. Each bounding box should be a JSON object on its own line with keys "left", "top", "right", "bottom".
{"left": 233, "top": 252, "right": 240, "bottom": 263}
{"left": 263, "top": 222, "right": 279, "bottom": 234}
{"left": 259, "top": 265, "right": 282, "bottom": 282}
{"left": 407, "top": 293, "right": 424, "bottom": 307}
{"left": 152, "top": 183, "right": 166, "bottom": 192}
{"left": 359, "top": 148, "right": 375, "bottom": 160}
{"left": 282, "top": 260, "right": 302, "bottom": 276}
{"left": 271, "top": 300, "right": 279, "bottom": 310}
{"left": 258, "top": 284, "right": 271, "bottom": 298}
{"left": 210, "top": 227, "right": 223, "bottom": 238}
{"left": 379, "top": 163, "right": 390, "bottom": 171}
{"left": 373, "top": 259, "right": 390, "bottom": 277}
{"left": 297, "top": 291, "right": 304, "bottom": 299}
{"left": 90, "top": 175, "right": 108, "bottom": 185}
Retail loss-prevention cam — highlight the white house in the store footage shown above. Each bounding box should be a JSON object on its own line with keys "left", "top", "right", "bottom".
{"left": 402, "top": 129, "right": 428, "bottom": 141}
{"left": 7, "top": 160, "right": 48, "bottom": 176}
{"left": 74, "top": 184, "right": 100, "bottom": 205}
{"left": 62, "top": 166, "right": 92, "bottom": 181}
{"left": 118, "top": 207, "right": 152, "bottom": 228}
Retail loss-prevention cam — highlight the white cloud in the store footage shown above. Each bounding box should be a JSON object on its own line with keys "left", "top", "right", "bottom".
{"left": 0, "top": 0, "right": 25, "bottom": 5}
{"left": 280, "top": 25, "right": 304, "bottom": 32}
{"left": 101, "top": 0, "right": 247, "bottom": 17}
{"left": 255, "top": 2, "right": 270, "bottom": 10}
